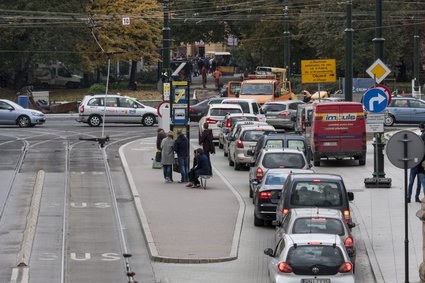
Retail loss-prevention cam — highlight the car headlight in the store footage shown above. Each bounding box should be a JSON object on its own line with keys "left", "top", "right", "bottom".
{"left": 31, "top": 112, "right": 44, "bottom": 117}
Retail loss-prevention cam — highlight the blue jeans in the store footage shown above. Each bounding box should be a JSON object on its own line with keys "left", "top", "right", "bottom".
{"left": 408, "top": 167, "right": 422, "bottom": 199}
{"left": 162, "top": 165, "right": 172, "bottom": 181}
{"left": 178, "top": 157, "right": 189, "bottom": 182}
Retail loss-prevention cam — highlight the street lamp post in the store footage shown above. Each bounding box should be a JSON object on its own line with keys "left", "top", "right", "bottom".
{"left": 344, "top": 0, "right": 353, "bottom": 102}
{"left": 283, "top": 2, "right": 290, "bottom": 79}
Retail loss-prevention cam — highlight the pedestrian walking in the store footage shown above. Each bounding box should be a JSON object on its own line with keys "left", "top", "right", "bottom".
{"left": 174, "top": 129, "right": 189, "bottom": 183}
{"left": 201, "top": 65, "right": 208, "bottom": 88}
{"left": 212, "top": 69, "right": 222, "bottom": 90}
{"left": 160, "top": 131, "right": 175, "bottom": 183}
{"left": 186, "top": 148, "right": 209, "bottom": 188}
{"left": 199, "top": 122, "right": 215, "bottom": 175}
{"left": 409, "top": 123, "right": 425, "bottom": 202}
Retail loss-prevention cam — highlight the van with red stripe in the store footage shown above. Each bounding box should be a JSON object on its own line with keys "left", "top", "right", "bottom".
{"left": 306, "top": 102, "right": 366, "bottom": 166}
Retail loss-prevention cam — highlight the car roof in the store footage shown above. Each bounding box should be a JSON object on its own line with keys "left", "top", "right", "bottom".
{"left": 225, "top": 113, "right": 258, "bottom": 118}
{"left": 89, "top": 94, "right": 123, "bottom": 98}
{"left": 284, "top": 233, "right": 343, "bottom": 246}
{"left": 266, "top": 168, "right": 314, "bottom": 175}
{"left": 242, "top": 79, "right": 276, "bottom": 84}
{"left": 289, "top": 173, "right": 343, "bottom": 181}
{"left": 290, "top": 207, "right": 344, "bottom": 218}
{"left": 222, "top": 98, "right": 259, "bottom": 103}
{"left": 239, "top": 125, "right": 275, "bottom": 131}
{"left": 263, "top": 133, "right": 305, "bottom": 140}
{"left": 235, "top": 121, "right": 269, "bottom": 127}
{"left": 209, "top": 103, "right": 242, "bottom": 109}
{"left": 262, "top": 148, "right": 304, "bottom": 153}
{"left": 264, "top": 100, "right": 299, "bottom": 105}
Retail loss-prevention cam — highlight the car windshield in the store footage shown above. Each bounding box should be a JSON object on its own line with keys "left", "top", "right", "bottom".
{"left": 291, "top": 182, "right": 342, "bottom": 207}
{"left": 241, "top": 83, "right": 273, "bottom": 95}
{"left": 265, "top": 173, "right": 287, "bottom": 185}
{"left": 287, "top": 245, "right": 344, "bottom": 275}
{"left": 241, "top": 130, "right": 267, "bottom": 141}
{"left": 262, "top": 153, "right": 305, "bottom": 169}
{"left": 210, "top": 108, "right": 242, "bottom": 116}
{"left": 292, "top": 218, "right": 344, "bottom": 236}
{"left": 223, "top": 101, "right": 250, "bottom": 113}
{"left": 263, "top": 104, "right": 286, "bottom": 113}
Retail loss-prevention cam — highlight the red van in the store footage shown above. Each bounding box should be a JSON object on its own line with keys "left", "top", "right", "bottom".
{"left": 306, "top": 102, "right": 366, "bottom": 166}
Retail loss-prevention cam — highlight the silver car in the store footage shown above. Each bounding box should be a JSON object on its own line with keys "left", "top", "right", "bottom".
{"left": 0, "top": 99, "right": 46, "bottom": 127}
{"left": 264, "top": 234, "right": 355, "bottom": 283}
{"left": 275, "top": 208, "right": 356, "bottom": 262}
{"left": 262, "top": 100, "right": 304, "bottom": 129}
{"left": 76, "top": 94, "right": 158, "bottom": 127}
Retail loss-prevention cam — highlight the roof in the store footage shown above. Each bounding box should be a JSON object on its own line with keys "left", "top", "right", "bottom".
{"left": 242, "top": 79, "right": 276, "bottom": 84}
{"left": 263, "top": 133, "right": 306, "bottom": 140}
{"left": 264, "top": 100, "right": 301, "bottom": 105}
{"left": 225, "top": 113, "right": 258, "bottom": 118}
{"left": 290, "top": 207, "right": 344, "bottom": 218}
{"left": 266, "top": 168, "right": 314, "bottom": 175}
{"left": 285, "top": 233, "right": 342, "bottom": 246}
{"left": 209, "top": 103, "right": 242, "bottom": 109}
{"left": 262, "top": 148, "right": 305, "bottom": 154}
{"left": 289, "top": 173, "right": 343, "bottom": 181}
{"left": 222, "top": 98, "right": 259, "bottom": 103}
{"left": 313, "top": 101, "right": 362, "bottom": 107}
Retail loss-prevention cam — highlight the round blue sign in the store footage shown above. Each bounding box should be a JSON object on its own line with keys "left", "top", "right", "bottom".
{"left": 363, "top": 88, "right": 388, "bottom": 113}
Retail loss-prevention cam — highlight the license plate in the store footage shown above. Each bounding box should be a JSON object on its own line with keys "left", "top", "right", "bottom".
{"left": 301, "top": 279, "right": 330, "bottom": 283}
{"left": 323, "top": 142, "right": 337, "bottom": 146}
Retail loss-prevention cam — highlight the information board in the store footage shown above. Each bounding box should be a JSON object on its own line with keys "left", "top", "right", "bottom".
{"left": 301, "top": 59, "right": 336, "bottom": 83}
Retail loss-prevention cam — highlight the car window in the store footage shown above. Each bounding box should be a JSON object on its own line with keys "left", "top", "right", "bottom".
{"left": 393, "top": 99, "right": 409, "bottom": 107}
{"left": 241, "top": 130, "right": 266, "bottom": 141}
{"left": 223, "top": 101, "right": 250, "bottom": 113}
{"left": 210, "top": 108, "right": 242, "bottom": 116}
{"left": 105, "top": 97, "right": 118, "bottom": 107}
{"left": 291, "top": 182, "right": 342, "bottom": 206}
{"left": 209, "top": 99, "right": 223, "bottom": 105}
{"left": 87, "top": 98, "right": 103, "bottom": 106}
{"left": 275, "top": 238, "right": 286, "bottom": 256}
{"left": 265, "top": 139, "right": 284, "bottom": 149}
{"left": 0, "top": 101, "right": 12, "bottom": 110}
{"left": 252, "top": 103, "right": 259, "bottom": 114}
{"left": 409, "top": 100, "right": 425, "bottom": 108}
{"left": 263, "top": 103, "right": 286, "bottom": 113}
{"left": 289, "top": 103, "right": 300, "bottom": 110}
{"left": 292, "top": 217, "right": 344, "bottom": 236}
{"left": 262, "top": 153, "right": 305, "bottom": 169}
{"left": 265, "top": 174, "right": 287, "bottom": 185}
{"left": 241, "top": 83, "right": 273, "bottom": 95}
{"left": 288, "top": 140, "right": 305, "bottom": 152}
{"left": 119, "top": 98, "right": 136, "bottom": 108}
{"left": 287, "top": 245, "right": 344, "bottom": 271}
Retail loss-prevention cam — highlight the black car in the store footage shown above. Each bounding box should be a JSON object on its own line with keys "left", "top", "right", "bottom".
{"left": 275, "top": 173, "right": 354, "bottom": 226}
{"left": 189, "top": 97, "right": 225, "bottom": 122}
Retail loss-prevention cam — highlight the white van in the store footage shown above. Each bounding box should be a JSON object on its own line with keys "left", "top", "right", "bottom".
{"left": 221, "top": 98, "right": 266, "bottom": 121}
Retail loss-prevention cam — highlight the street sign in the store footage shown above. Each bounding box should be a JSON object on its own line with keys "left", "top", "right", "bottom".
{"left": 366, "top": 123, "right": 384, "bottom": 133}
{"left": 366, "top": 114, "right": 385, "bottom": 133}
{"left": 163, "top": 82, "right": 170, "bottom": 101}
{"left": 363, "top": 88, "right": 388, "bottom": 113}
{"left": 386, "top": 131, "right": 425, "bottom": 169}
{"left": 366, "top": 59, "right": 391, "bottom": 84}
{"left": 370, "top": 84, "right": 392, "bottom": 106}
{"left": 301, "top": 59, "right": 336, "bottom": 83}
{"left": 122, "top": 17, "right": 130, "bottom": 26}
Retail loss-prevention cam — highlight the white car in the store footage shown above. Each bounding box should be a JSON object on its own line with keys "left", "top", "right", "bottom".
{"left": 76, "top": 94, "right": 158, "bottom": 127}
{"left": 198, "top": 103, "right": 243, "bottom": 141}
{"left": 264, "top": 233, "right": 355, "bottom": 283}
{"left": 221, "top": 98, "right": 266, "bottom": 121}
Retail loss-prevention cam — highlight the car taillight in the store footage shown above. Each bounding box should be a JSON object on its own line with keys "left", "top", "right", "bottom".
{"left": 237, "top": 140, "right": 244, "bottom": 148}
{"left": 259, "top": 192, "right": 271, "bottom": 199}
{"left": 255, "top": 117, "right": 259, "bottom": 121}
{"left": 344, "top": 237, "right": 354, "bottom": 250}
{"left": 206, "top": 118, "right": 218, "bottom": 124}
{"left": 344, "top": 210, "right": 351, "bottom": 223}
{"left": 256, "top": 167, "right": 263, "bottom": 180}
{"left": 80, "top": 105, "right": 84, "bottom": 113}
{"left": 338, "top": 262, "right": 353, "bottom": 273}
{"left": 279, "top": 111, "right": 290, "bottom": 116}
{"left": 226, "top": 119, "right": 231, "bottom": 128}
{"left": 189, "top": 108, "right": 195, "bottom": 113}
{"left": 282, "top": 208, "right": 289, "bottom": 214}
{"left": 278, "top": 262, "right": 293, "bottom": 273}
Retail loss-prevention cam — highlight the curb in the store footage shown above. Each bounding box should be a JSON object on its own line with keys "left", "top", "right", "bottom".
{"left": 119, "top": 138, "right": 245, "bottom": 263}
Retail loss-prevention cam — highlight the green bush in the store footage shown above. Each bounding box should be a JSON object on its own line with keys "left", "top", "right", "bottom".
{"left": 88, "top": 83, "right": 106, "bottom": 94}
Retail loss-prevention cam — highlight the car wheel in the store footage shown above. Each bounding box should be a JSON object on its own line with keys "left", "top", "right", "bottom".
{"left": 219, "top": 142, "right": 223, "bottom": 149}
{"left": 359, "top": 154, "right": 366, "bottom": 166}
{"left": 142, "top": 114, "right": 155, "bottom": 126}
{"left": 249, "top": 184, "right": 253, "bottom": 198}
{"left": 384, "top": 115, "right": 395, "bottom": 126}
{"left": 234, "top": 160, "right": 241, "bottom": 171}
{"left": 313, "top": 156, "right": 320, "bottom": 167}
{"left": 228, "top": 156, "right": 234, "bottom": 167}
{"left": 254, "top": 214, "right": 264, "bottom": 226}
{"left": 88, "top": 115, "right": 102, "bottom": 127}
{"left": 17, "top": 115, "right": 31, "bottom": 128}
{"left": 224, "top": 148, "right": 228, "bottom": 157}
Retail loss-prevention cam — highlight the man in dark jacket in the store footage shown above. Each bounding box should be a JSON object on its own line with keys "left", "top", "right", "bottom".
{"left": 189, "top": 148, "right": 210, "bottom": 188}
{"left": 174, "top": 129, "right": 189, "bottom": 183}
{"left": 199, "top": 122, "right": 215, "bottom": 175}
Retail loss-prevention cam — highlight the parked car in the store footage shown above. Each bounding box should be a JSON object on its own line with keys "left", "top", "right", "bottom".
{"left": 249, "top": 133, "right": 309, "bottom": 163}
{"left": 228, "top": 124, "right": 276, "bottom": 170}
{"left": 221, "top": 98, "right": 265, "bottom": 120}
{"left": 275, "top": 173, "right": 354, "bottom": 226}
{"left": 218, "top": 113, "right": 259, "bottom": 149}
{"left": 253, "top": 168, "right": 313, "bottom": 226}
{"left": 0, "top": 99, "right": 46, "bottom": 127}
{"left": 223, "top": 121, "right": 269, "bottom": 157}
{"left": 198, "top": 103, "right": 243, "bottom": 142}
{"left": 384, "top": 97, "right": 425, "bottom": 126}
{"left": 262, "top": 100, "right": 304, "bottom": 129}
{"left": 189, "top": 97, "right": 226, "bottom": 122}
{"left": 248, "top": 148, "right": 310, "bottom": 198}
{"left": 264, "top": 234, "right": 355, "bottom": 283}
{"left": 275, "top": 208, "right": 356, "bottom": 262}
{"left": 77, "top": 94, "right": 158, "bottom": 127}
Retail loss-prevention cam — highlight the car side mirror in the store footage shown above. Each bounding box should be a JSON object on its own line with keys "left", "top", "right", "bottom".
{"left": 8, "top": 106, "right": 14, "bottom": 111}
{"left": 133, "top": 104, "right": 138, "bottom": 108}
{"left": 247, "top": 149, "right": 253, "bottom": 156}
{"left": 272, "top": 220, "right": 280, "bottom": 226}
{"left": 264, "top": 248, "right": 274, "bottom": 257}
{"left": 348, "top": 222, "right": 356, "bottom": 229}
{"left": 348, "top": 192, "right": 354, "bottom": 201}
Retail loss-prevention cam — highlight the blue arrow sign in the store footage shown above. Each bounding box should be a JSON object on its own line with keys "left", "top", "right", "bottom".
{"left": 363, "top": 88, "right": 388, "bottom": 113}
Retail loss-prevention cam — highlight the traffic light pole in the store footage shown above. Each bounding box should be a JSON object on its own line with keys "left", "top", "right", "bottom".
{"left": 344, "top": 0, "right": 353, "bottom": 102}
{"left": 162, "top": 0, "right": 171, "bottom": 85}
{"left": 283, "top": 2, "right": 290, "bottom": 79}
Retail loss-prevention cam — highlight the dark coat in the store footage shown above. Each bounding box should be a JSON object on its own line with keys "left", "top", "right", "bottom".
{"left": 195, "top": 153, "right": 210, "bottom": 176}
{"left": 199, "top": 129, "right": 215, "bottom": 154}
{"left": 174, "top": 134, "right": 189, "bottom": 158}
{"left": 156, "top": 131, "right": 167, "bottom": 151}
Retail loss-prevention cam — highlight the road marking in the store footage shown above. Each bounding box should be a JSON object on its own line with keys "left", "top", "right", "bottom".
{"left": 10, "top": 267, "right": 29, "bottom": 283}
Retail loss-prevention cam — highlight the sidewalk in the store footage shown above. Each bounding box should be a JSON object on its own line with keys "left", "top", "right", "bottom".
{"left": 119, "top": 137, "right": 244, "bottom": 263}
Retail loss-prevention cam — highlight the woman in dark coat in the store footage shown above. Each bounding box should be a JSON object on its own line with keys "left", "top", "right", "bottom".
{"left": 186, "top": 148, "right": 210, "bottom": 188}
{"left": 199, "top": 123, "right": 215, "bottom": 175}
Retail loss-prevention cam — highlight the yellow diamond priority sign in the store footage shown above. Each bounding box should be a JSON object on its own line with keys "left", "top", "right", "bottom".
{"left": 366, "top": 59, "right": 391, "bottom": 84}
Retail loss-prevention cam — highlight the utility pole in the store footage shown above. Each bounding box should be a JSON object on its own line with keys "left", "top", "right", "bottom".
{"left": 283, "top": 1, "right": 290, "bottom": 79}
{"left": 413, "top": 0, "right": 420, "bottom": 94}
{"left": 162, "top": 0, "right": 171, "bottom": 83}
{"left": 344, "top": 0, "right": 353, "bottom": 102}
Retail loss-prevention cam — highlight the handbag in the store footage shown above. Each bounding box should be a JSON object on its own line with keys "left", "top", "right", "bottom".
{"left": 173, "top": 157, "right": 180, "bottom": 173}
